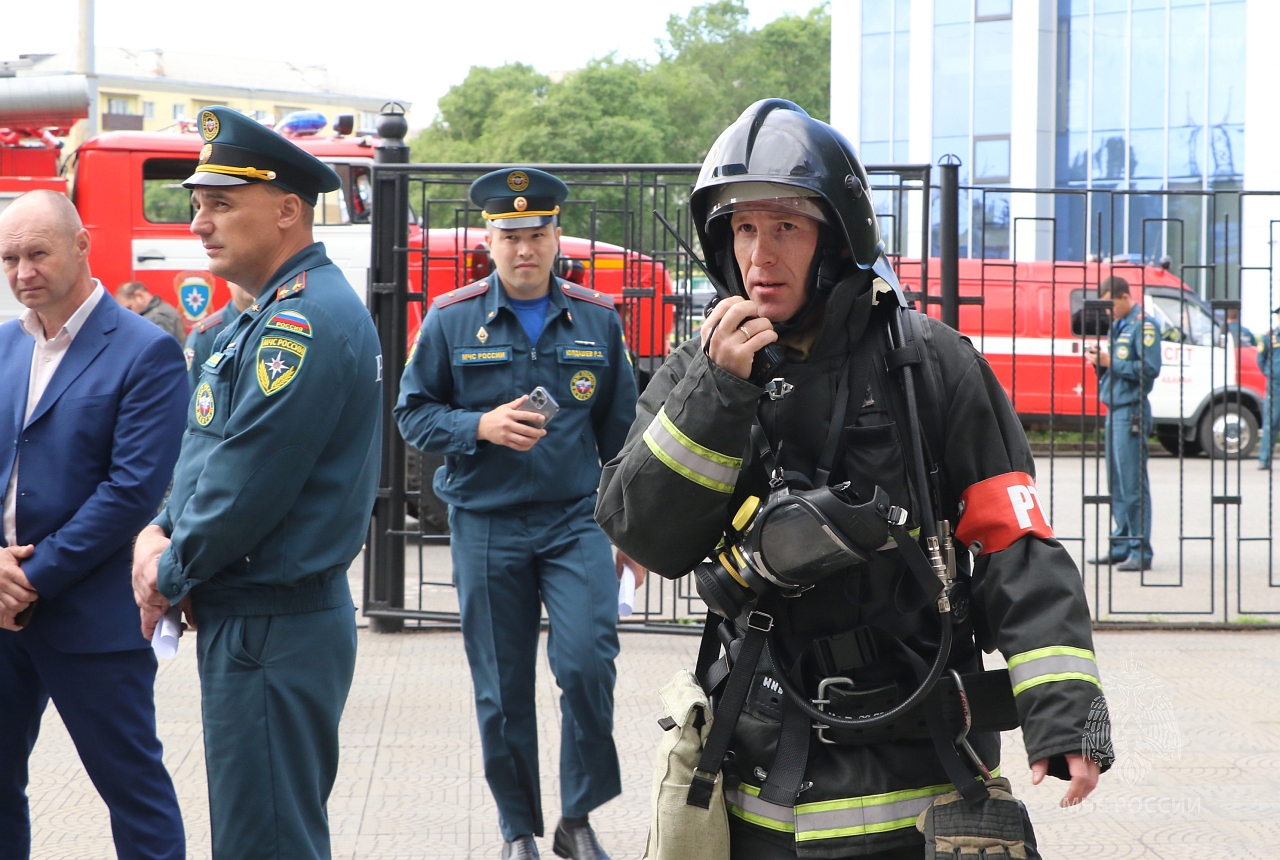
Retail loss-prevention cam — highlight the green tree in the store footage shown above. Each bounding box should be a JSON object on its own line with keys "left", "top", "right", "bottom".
{"left": 411, "top": 2, "right": 831, "bottom": 166}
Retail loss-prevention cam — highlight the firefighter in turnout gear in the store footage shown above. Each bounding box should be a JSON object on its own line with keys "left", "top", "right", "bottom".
{"left": 597, "top": 100, "right": 1111, "bottom": 859}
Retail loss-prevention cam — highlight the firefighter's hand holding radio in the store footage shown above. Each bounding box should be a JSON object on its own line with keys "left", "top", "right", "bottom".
{"left": 598, "top": 100, "right": 1111, "bottom": 860}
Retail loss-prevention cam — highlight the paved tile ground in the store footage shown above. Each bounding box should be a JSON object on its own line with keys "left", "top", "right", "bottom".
{"left": 25, "top": 593, "right": 1280, "bottom": 858}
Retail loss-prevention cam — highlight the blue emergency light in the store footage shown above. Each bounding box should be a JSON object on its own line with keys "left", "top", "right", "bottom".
{"left": 276, "top": 111, "right": 327, "bottom": 136}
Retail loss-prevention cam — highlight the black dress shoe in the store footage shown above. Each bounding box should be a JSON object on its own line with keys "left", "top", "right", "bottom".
{"left": 553, "top": 816, "right": 611, "bottom": 860}
{"left": 502, "top": 835, "right": 540, "bottom": 859}
{"left": 1089, "top": 553, "right": 1128, "bottom": 565}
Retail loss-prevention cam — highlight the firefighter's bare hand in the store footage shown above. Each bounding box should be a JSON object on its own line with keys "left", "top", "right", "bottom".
{"left": 478, "top": 395, "right": 548, "bottom": 452}
{"left": 702, "top": 297, "right": 778, "bottom": 381}
{"left": 615, "top": 548, "right": 647, "bottom": 589}
{"left": 1030, "top": 753, "right": 1100, "bottom": 807}
{"left": 1085, "top": 346, "right": 1110, "bottom": 368}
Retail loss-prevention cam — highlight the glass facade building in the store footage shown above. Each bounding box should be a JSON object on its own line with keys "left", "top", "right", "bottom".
{"left": 834, "top": 0, "right": 1250, "bottom": 281}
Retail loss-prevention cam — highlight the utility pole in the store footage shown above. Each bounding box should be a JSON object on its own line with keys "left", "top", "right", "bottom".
{"left": 77, "top": 0, "right": 97, "bottom": 137}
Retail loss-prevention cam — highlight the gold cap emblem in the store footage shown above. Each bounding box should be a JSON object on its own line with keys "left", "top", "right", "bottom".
{"left": 199, "top": 144, "right": 213, "bottom": 164}
{"left": 201, "top": 110, "right": 220, "bottom": 141}
{"left": 514, "top": 196, "right": 528, "bottom": 212}
{"left": 507, "top": 170, "right": 529, "bottom": 192}
{"left": 477, "top": 326, "right": 489, "bottom": 344}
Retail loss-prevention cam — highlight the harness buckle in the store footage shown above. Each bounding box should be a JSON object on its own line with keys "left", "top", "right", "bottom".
{"left": 886, "top": 506, "right": 909, "bottom": 527}
{"left": 764, "top": 378, "right": 793, "bottom": 401}
{"left": 747, "top": 611, "right": 774, "bottom": 633}
{"left": 813, "top": 676, "right": 857, "bottom": 745}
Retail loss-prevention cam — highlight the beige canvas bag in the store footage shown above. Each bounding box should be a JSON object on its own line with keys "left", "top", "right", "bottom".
{"left": 643, "top": 669, "right": 731, "bottom": 860}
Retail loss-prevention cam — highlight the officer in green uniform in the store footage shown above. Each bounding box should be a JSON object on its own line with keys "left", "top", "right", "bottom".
{"left": 131, "top": 106, "right": 382, "bottom": 860}
{"left": 395, "top": 168, "right": 640, "bottom": 860}
{"left": 1257, "top": 306, "right": 1280, "bottom": 469}
{"left": 1086, "top": 276, "right": 1161, "bottom": 570}
{"left": 183, "top": 282, "right": 254, "bottom": 391}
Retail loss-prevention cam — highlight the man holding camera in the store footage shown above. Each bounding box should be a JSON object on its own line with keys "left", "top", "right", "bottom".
{"left": 395, "top": 168, "right": 642, "bottom": 860}
{"left": 598, "top": 101, "right": 1109, "bottom": 859}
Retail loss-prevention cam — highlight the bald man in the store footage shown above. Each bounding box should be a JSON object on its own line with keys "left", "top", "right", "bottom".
{"left": 0, "top": 190, "right": 188, "bottom": 860}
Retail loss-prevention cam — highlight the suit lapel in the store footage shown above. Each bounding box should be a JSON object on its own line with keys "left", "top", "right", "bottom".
{"left": 24, "top": 298, "right": 116, "bottom": 429}
{"left": 0, "top": 325, "right": 33, "bottom": 489}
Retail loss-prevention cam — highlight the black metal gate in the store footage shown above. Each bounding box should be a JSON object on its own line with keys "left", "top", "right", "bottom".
{"left": 363, "top": 143, "right": 1280, "bottom": 629}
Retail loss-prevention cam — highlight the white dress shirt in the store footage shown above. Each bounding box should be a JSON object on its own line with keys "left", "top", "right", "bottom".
{"left": 3, "top": 282, "right": 105, "bottom": 547}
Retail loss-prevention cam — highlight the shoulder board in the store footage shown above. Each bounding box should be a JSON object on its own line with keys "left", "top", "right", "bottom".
{"left": 433, "top": 281, "right": 490, "bottom": 309}
{"left": 275, "top": 270, "right": 307, "bottom": 302}
{"left": 560, "top": 282, "right": 617, "bottom": 309}
{"left": 193, "top": 305, "right": 226, "bottom": 333}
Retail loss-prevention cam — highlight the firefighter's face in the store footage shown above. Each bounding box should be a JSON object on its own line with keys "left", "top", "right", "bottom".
{"left": 190, "top": 184, "right": 307, "bottom": 287}
{"left": 731, "top": 210, "right": 820, "bottom": 322}
{"left": 0, "top": 196, "right": 92, "bottom": 315}
{"left": 488, "top": 223, "right": 561, "bottom": 297}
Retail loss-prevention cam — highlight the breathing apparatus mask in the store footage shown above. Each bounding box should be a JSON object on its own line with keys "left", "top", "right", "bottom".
{"left": 694, "top": 481, "right": 901, "bottom": 621}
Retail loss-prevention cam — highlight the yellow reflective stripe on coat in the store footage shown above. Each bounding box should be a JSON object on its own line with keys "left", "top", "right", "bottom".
{"left": 727, "top": 768, "right": 1000, "bottom": 842}
{"left": 1007, "top": 646, "right": 1102, "bottom": 695}
{"left": 642, "top": 407, "right": 743, "bottom": 494}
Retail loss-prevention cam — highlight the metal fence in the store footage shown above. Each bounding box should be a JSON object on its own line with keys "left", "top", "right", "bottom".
{"left": 364, "top": 150, "right": 1280, "bottom": 630}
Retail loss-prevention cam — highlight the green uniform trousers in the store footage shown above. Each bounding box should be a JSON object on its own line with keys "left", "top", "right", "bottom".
{"left": 195, "top": 603, "right": 357, "bottom": 860}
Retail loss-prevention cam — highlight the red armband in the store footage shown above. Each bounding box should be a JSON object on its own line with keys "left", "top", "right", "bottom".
{"left": 954, "top": 471, "right": 1054, "bottom": 555}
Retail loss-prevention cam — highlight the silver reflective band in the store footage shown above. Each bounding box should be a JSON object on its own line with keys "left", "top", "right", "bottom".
{"left": 727, "top": 770, "right": 1001, "bottom": 843}
{"left": 1006, "top": 646, "right": 1102, "bottom": 696}
{"left": 642, "top": 407, "right": 742, "bottom": 494}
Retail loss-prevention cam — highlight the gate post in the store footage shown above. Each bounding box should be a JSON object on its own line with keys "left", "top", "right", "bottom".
{"left": 365, "top": 104, "right": 410, "bottom": 633}
{"left": 938, "top": 155, "right": 961, "bottom": 330}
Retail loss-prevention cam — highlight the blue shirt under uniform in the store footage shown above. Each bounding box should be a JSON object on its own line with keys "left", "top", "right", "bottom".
{"left": 508, "top": 294, "right": 550, "bottom": 347}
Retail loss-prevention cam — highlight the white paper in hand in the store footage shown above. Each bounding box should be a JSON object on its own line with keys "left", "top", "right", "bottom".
{"left": 151, "top": 606, "right": 182, "bottom": 659}
{"left": 618, "top": 565, "right": 636, "bottom": 617}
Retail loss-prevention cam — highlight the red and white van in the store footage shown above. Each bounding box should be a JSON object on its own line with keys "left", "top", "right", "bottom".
{"left": 895, "top": 258, "right": 1265, "bottom": 458}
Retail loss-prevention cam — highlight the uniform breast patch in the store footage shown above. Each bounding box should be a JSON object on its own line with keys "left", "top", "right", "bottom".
{"left": 265, "top": 309, "right": 313, "bottom": 338}
{"left": 195, "top": 382, "right": 215, "bottom": 426}
{"left": 454, "top": 346, "right": 512, "bottom": 365}
{"left": 558, "top": 345, "right": 608, "bottom": 363}
{"left": 570, "top": 369, "right": 597, "bottom": 401}
{"left": 257, "top": 335, "right": 307, "bottom": 395}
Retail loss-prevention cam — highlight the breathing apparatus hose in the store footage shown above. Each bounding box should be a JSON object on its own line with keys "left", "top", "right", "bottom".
{"left": 764, "top": 303, "right": 954, "bottom": 730}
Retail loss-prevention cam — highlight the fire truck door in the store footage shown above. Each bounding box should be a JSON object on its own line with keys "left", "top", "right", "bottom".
{"left": 1146, "top": 292, "right": 1222, "bottom": 423}
{"left": 312, "top": 162, "right": 371, "bottom": 303}
{"left": 132, "top": 153, "right": 224, "bottom": 331}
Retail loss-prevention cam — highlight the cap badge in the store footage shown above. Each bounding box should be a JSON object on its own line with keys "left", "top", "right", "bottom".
{"left": 199, "top": 144, "right": 213, "bottom": 164}
{"left": 201, "top": 110, "right": 220, "bottom": 141}
{"left": 514, "top": 196, "right": 528, "bottom": 212}
{"left": 507, "top": 170, "right": 529, "bottom": 192}
{"left": 477, "top": 326, "right": 489, "bottom": 344}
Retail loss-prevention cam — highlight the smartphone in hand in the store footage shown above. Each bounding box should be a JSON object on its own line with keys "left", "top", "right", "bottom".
{"left": 522, "top": 386, "right": 560, "bottom": 427}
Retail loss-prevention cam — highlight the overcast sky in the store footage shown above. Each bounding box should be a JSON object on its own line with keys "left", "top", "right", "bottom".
{"left": 3, "top": 0, "right": 821, "bottom": 127}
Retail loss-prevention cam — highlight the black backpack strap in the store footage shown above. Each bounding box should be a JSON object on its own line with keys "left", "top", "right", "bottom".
{"left": 757, "top": 643, "right": 812, "bottom": 807}
{"left": 687, "top": 596, "right": 782, "bottom": 809}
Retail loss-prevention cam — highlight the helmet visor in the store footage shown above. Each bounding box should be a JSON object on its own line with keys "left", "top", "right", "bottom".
{"left": 706, "top": 181, "right": 828, "bottom": 228}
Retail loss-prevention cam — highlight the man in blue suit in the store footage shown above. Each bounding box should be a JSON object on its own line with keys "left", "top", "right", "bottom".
{"left": 0, "top": 190, "right": 189, "bottom": 860}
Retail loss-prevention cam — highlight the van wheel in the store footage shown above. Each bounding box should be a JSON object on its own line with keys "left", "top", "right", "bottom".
{"left": 1196, "top": 402, "right": 1259, "bottom": 460}
{"left": 1156, "top": 425, "right": 1201, "bottom": 457}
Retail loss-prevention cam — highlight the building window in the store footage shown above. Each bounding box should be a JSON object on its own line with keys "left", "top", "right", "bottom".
{"left": 1053, "top": 0, "right": 1246, "bottom": 281}
{"left": 860, "top": 0, "right": 911, "bottom": 165}
{"left": 975, "top": 0, "right": 1011, "bottom": 21}
{"left": 173, "top": 104, "right": 185, "bottom": 120}
{"left": 973, "top": 136, "right": 1011, "bottom": 182}
{"left": 106, "top": 97, "right": 132, "bottom": 115}
{"left": 142, "top": 101, "right": 155, "bottom": 120}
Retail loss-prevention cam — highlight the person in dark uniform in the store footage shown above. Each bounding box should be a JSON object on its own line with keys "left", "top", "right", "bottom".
{"left": 131, "top": 106, "right": 382, "bottom": 860}
{"left": 183, "top": 282, "right": 254, "bottom": 390}
{"left": 598, "top": 101, "right": 1110, "bottom": 859}
{"left": 395, "top": 168, "right": 642, "bottom": 860}
{"left": 116, "top": 281, "right": 189, "bottom": 343}
{"left": 1257, "top": 307, "right": 1280, "bottom": 469}
{"left": 1086, "top": 276, "right": 1161, "bottom": 570}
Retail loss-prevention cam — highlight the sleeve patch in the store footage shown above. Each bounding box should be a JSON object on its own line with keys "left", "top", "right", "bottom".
{"left": 265, "top": 309, "right": 312, "bottom": 338}
{"left": 954, "top": 471, "right": 1054, "bottom": 555}
{"left": 256, "top": 335, "right": 307, "bottom": 395}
